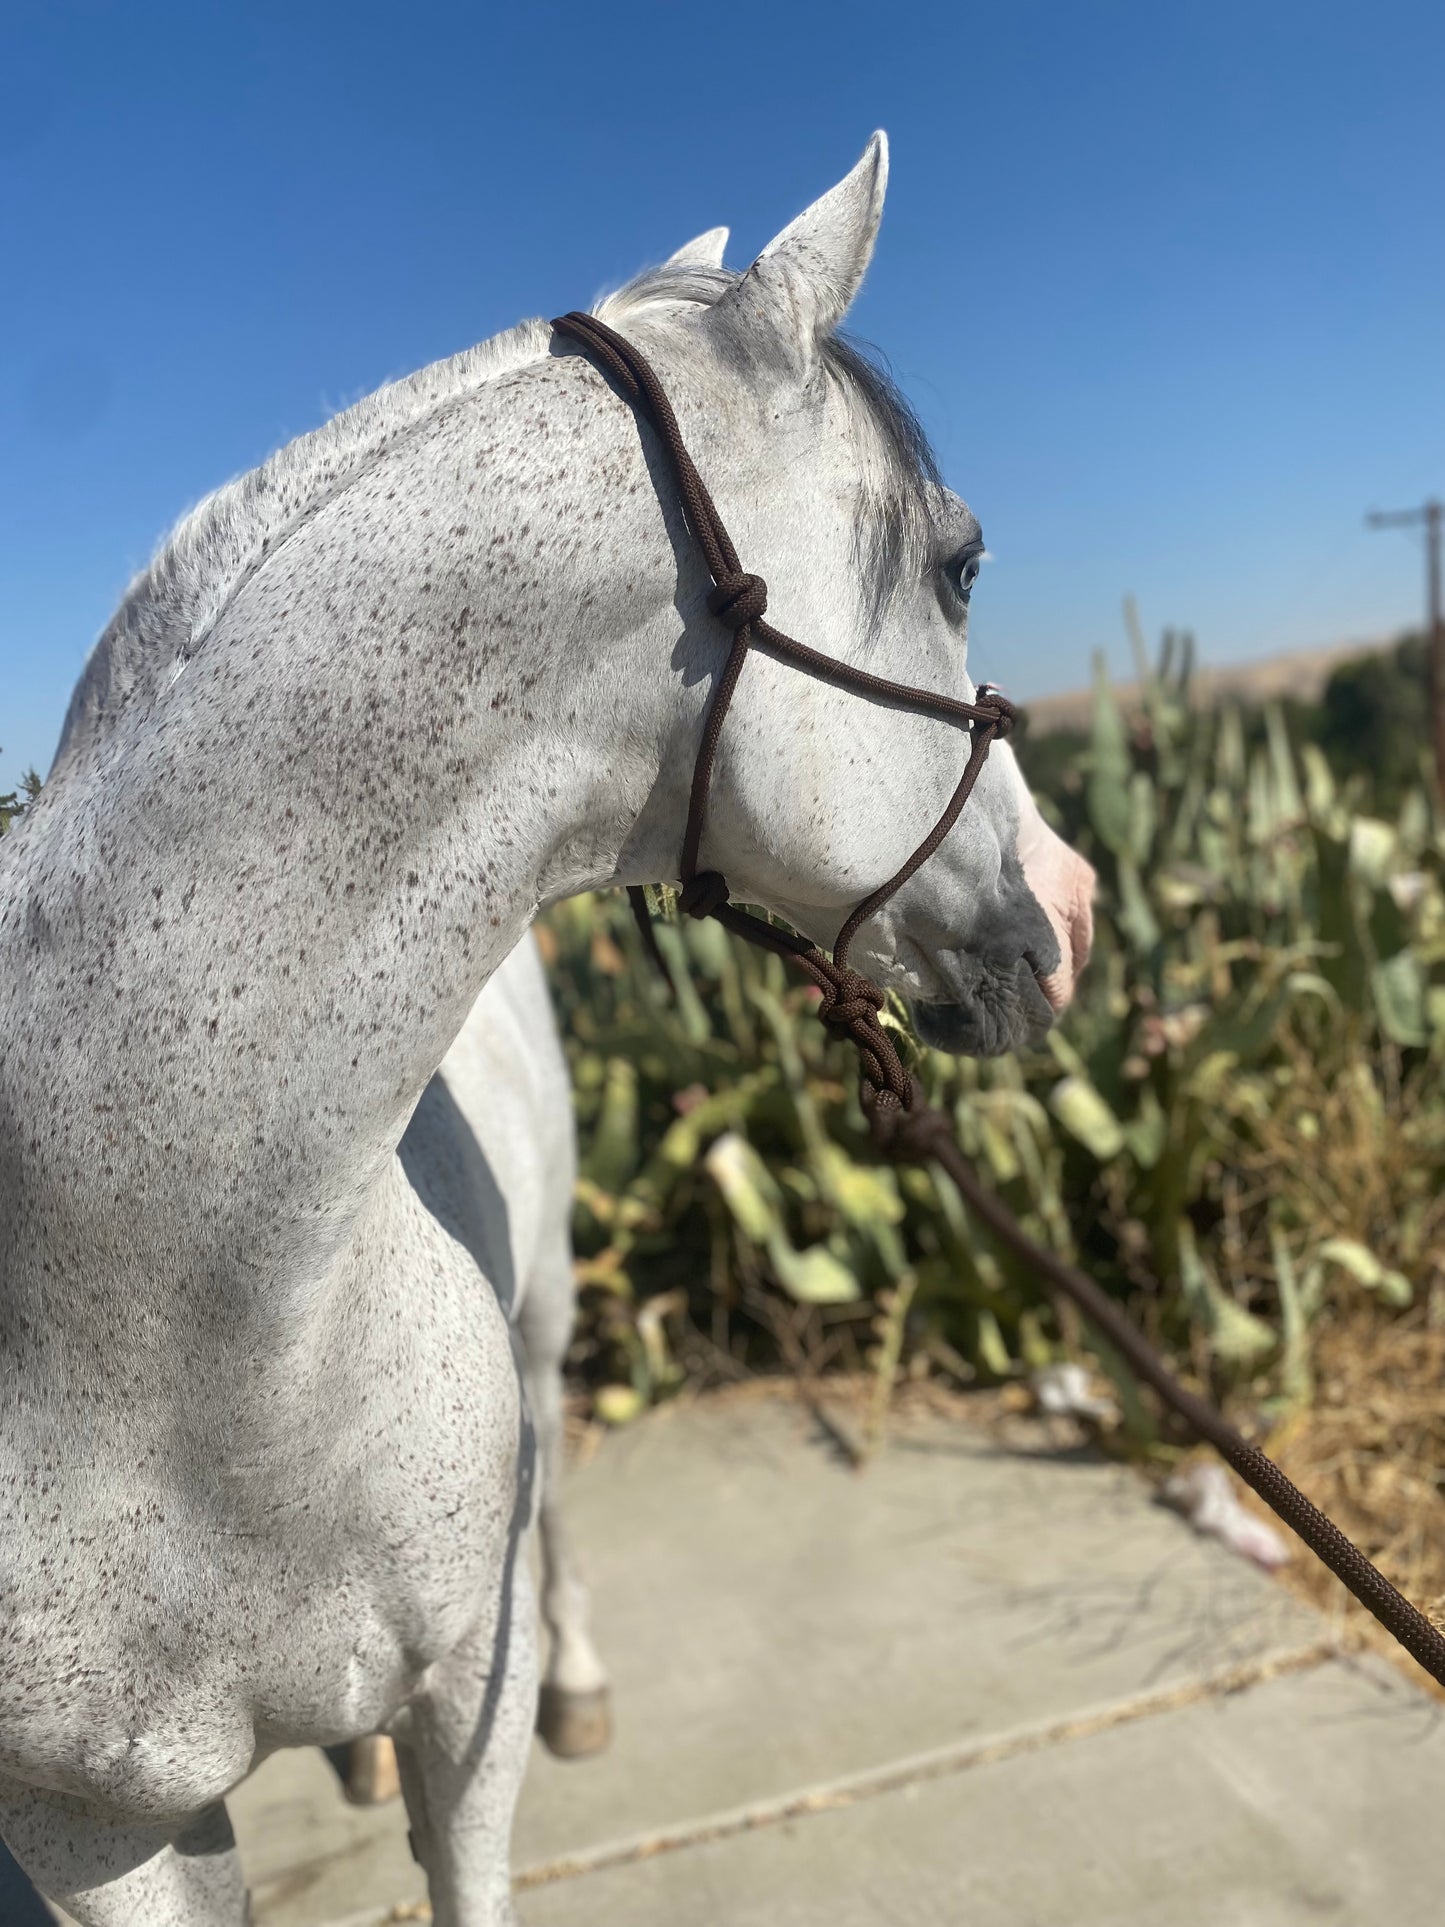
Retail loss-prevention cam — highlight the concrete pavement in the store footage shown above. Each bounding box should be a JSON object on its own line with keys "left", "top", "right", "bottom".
{"left": 229, "top": 1391, "right": 1445, "bottom": 1924}
{"left": 12, "top": 1390, "right": 1443, "bottom": 1922}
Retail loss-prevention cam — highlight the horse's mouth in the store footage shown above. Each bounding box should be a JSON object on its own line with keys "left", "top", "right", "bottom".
{"left": 909, "top": 955, "right": 1057, "bottom": 1059}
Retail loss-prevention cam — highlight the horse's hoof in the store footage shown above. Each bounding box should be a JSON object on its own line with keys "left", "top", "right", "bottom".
{"left": 343, "top": 1734, "right": 402, "bottom": 1806}
{"left": 537, "top": 1683, "right": 612, "bottom": 1759}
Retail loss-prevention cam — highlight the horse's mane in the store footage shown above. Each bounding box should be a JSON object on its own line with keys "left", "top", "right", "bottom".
{"left": 51, "top": 263, "right": 940, "bottom": 785}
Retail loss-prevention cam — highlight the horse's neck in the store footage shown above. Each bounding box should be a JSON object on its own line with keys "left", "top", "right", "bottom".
{"left": 2, "top": 354, "right": 700, "bottom": 1354}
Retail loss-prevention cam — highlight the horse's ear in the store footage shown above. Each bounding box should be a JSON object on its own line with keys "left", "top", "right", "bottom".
{"left": 664, "top": 227, "right": 729, "bottom": 270}
{"left": 714, "top": 133, "right": 888, "bottom": 365}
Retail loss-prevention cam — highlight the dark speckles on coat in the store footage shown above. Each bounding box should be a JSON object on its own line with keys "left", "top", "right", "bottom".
{"left": 0, "top": 198, "right": 1061, "bottom": 1909}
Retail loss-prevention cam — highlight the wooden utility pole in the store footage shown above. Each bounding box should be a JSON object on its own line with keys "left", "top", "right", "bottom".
{"left": 1367, "top": 498, "right": 1444, "bottom": 797}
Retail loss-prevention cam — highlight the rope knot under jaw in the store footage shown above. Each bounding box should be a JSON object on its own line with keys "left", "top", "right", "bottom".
{"left": 809, "top": 966, "right": 911, "bottom": 1109}
{"left": 707, "top": 572, "right": 768, "bottom": 632}
{"left": 816, "top": 967, "right": 886, "bottom": 1035}
{"left": 678, "top": 870, "right": 731, "bottom": 920}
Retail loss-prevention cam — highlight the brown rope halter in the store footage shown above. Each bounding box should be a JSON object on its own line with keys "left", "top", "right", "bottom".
{"left": 552, "top": 307, "right": 1445, "bottom": 1693}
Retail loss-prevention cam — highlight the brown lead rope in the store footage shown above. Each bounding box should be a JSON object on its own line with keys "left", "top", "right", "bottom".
{"left": 552, "top": 309, "right": 1445, "bottom": 1692}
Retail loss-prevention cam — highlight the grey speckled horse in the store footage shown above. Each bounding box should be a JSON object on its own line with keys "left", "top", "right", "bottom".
{"left": 0, "top": 134, "right": 1093, "bottom": 1924}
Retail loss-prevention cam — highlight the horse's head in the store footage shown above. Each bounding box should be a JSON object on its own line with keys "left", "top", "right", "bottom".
{"left": 613, "top": 134, "right": 1093, "bottom": 1056}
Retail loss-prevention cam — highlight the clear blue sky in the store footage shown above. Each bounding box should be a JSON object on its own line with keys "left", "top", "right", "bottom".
{"left": 3, "top": 0, "right": 1442, "bottom": 790}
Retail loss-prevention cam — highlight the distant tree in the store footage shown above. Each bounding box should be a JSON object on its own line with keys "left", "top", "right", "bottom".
{"left": 1317, "top": 633, "right": 1429, "bottom": 800}
{"left": 1015, "top": 630, "right": 1429, "bottom": 825}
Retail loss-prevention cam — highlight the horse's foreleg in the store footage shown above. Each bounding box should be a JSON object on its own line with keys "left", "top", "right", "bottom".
{"left": 0, "top": 1794, "right": 247, "bottom": 1926}
{"left": 517, "top": 1232, "right": 611, "bottom": 1760}
{"left": 393, "top": 1558, "right": 537, "bottom": 1927}
{"left": 340, "top": 1732, "right": 401, "bottom": 1805}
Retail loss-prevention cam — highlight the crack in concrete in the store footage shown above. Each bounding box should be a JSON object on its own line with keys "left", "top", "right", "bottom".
{"left": 511, "top": 1639, "right": 1339, "bottom": 1897}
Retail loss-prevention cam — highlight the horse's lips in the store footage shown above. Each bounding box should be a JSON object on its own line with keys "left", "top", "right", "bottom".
{"left": 909, "top": 959, "right": 1056, "bottom": 1058}
{"left": 1035, "top": 962, "right": 1070, "bottom": 1013}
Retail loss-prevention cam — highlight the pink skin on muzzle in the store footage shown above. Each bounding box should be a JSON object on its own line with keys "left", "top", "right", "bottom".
{"left": 1015, "top": 794, "right": 1096, "bottom": 1012}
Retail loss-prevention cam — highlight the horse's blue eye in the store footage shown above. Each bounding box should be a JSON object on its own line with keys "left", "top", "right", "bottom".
{"left": 947, "top": 546, "right": 983, "bottom": 601}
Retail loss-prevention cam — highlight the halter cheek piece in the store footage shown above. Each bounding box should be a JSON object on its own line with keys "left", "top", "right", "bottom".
{"left": 550, "top": 307, "right": 1445, "bottom": 1691}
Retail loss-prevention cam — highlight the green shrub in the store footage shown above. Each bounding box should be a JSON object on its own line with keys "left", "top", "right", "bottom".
{"left": 542, "top": 636, "right": 1445, "bottom": 1434}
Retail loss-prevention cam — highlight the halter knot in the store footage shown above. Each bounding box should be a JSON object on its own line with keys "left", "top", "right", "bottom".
{"left": 678, "top": 870, "right": 731, "bottom": 920}
{"left": 816, "top": 966, "right": 886, "bottom": 1034}
{"left": 974, "top": 684, "right": 1016, "bottom": 740}
{"left": 707, "top": 572, "right": 768, "bottom": 632}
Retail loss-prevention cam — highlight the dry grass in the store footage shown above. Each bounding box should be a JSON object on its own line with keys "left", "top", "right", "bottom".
{"left": 1256, "top": 1305, "right": 1445, "bottom": 1694}
{"left": 1242, "top": 1031, "right": 1445, "bottom": 1294}
{"left": 1216, "top": 1031, "right": 1445, "bottom": 1694}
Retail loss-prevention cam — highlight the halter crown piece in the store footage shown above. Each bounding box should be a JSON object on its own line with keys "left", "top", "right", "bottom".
{"left": 551, "top": 307, "right": 1445, "bottom": 1692}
